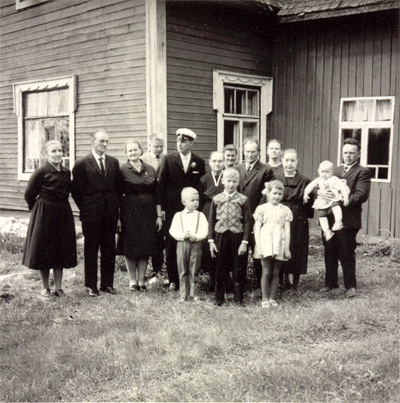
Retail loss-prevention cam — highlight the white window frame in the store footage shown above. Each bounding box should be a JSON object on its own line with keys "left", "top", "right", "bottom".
{"left": 16, "top": 0, "right": 50, "bottom": 10}
{"left": 13, "top": 76, "right": 76, "bottom": 181}
{"left": 338, "top": 96, "right": 395, "bottom": 183}
{"left": 213, "top": 70, "right": 273, "bottom": 163}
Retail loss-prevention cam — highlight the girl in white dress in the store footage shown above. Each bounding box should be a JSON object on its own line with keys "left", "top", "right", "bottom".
{"left": 254, "top": 180, "right": 292, "bottom": 308}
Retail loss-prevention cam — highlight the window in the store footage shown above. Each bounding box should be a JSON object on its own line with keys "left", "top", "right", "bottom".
{"left": 16, "top": 0, "right": 51, "bottom": 10}
{"left": 338, "top": 97, "right": 395, "bottom": 182}
{"left": 214, "top": 70, "right": 273, "bottom": 162}
{"left": 14, "top": 76, "right": 76, "bottom": 181}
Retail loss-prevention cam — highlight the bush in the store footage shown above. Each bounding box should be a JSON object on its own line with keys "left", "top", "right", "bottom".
{"left": 360, "top": 237, "right": 400, "bottom": 262}
{"left": 0, "top": 232, "right": 25, "bottom": 254}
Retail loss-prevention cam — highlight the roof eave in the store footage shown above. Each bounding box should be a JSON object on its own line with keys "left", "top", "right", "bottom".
{"left": 279, "top": 3, "right": 400, "bottom": 23}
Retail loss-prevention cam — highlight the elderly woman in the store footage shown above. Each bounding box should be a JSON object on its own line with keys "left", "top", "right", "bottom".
{"left": 23, "top": 140, "right": 77, "bottom": 298}
{"left": 274, "top": 148, "right": 314, "bottom": 289}
{"left": 119, "top": 140, "right": 162, "bottom": 291}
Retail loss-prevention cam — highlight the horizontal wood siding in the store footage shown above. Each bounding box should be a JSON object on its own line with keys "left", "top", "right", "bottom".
{"left": 273, "top": 9, "right": 399, "bottom": 237}
{"left": 166, "top": 2, "right": 274, "bottom": 162}
{"left": 0, "top": 0, "right": 146, "bottom": 211}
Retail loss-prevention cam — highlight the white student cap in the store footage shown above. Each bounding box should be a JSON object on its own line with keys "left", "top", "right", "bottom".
{"left": 176, "top": 128, "right": 197, "bottom": 141}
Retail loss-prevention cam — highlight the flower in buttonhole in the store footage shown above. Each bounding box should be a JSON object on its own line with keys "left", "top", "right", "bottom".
{"left": 190, "top": 162, "right": 197, "bottom": 169}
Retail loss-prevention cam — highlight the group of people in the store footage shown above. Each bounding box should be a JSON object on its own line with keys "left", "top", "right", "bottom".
{"left": 22, "top": 127, "right": 371, "bottom": 307}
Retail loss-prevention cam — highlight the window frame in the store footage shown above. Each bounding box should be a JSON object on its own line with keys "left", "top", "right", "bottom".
{"left": 13, "top": 76, "right": 76, "bottom": 181}
{"left": 213, "top": 70, "right": 273, "bottom": 163}
{"left": 338, "top": 96, "right": 395, "bottom": 183}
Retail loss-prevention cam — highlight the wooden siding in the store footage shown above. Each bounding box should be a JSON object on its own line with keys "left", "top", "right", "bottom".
{"left": 273, "top": 9, "right": 399, "bottom": 236}
{"left": 166, "top": 2, "right": 274, "bottom": 161}
{"left": 0, "top": 0, "right": 147, "bottom": 211}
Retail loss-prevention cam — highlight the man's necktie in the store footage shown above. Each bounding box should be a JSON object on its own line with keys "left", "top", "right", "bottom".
{"left": 342, "top": 165, "right": 349, "bottom": 177}
{"left": 99, "top": 157, "right": 105, "bottom": 179}
{"left": 246, "top": 165, "right": 251, "bottom": 176}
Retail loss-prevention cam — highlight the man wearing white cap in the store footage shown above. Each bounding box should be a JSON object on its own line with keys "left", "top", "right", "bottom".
{"left": 158, "top": 128, "right": 206, "bottom": 291}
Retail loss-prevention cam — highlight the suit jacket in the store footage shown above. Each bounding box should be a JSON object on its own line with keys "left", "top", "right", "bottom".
{"left": 158, "top": 151, "right": 206, "bottom": 217}
{"left": 334, "top": 163, "right": 371, "bottom": 229}
{"left": 236, "top": 160, "right": 273, "bottom": 213}
{"left": 72, "top": 153, "right": 122, "bottom": 223}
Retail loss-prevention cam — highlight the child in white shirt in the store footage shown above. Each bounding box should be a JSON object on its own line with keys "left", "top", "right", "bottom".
{"left": 304, "top": 160, "right": 350, "bottom": 241}
{"left": 169, "top": 187, "right": 208, "bottom": 302}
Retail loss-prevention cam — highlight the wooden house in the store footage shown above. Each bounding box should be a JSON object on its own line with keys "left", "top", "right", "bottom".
{"left": 0, "top": 0, "right": 398, "bottom": 237}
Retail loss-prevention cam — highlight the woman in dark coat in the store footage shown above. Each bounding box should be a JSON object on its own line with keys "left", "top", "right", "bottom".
{"left": 274, "top": 148, "right": 314, "bottom": 289}
{"left": 22, "top": 140, "right": 77, "bottom": 298}
{"left": 120, "top": 140, "right": 162, "bottom": 291}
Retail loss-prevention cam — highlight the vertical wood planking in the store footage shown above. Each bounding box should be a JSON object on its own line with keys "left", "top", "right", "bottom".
{"left": 304, "top": 29, "right": 317, "bottom": 177}
{"left": 321, "top": 31, "right": 334, "bottom": 161}
{"left": 313, "top": 31, "right": 324, "bottom": 165}
{"left": 355, "top": 18, "right": 366, "bottom": 97}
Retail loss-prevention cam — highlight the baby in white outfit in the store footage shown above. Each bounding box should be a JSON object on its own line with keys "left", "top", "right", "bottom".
{"left": 304, "top": 160, "right": 350, "bottom": 241}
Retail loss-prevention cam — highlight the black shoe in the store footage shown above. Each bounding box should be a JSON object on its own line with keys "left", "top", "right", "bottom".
{"left": 100, "top": 287, "right": 117, "bottom": 295}
{"left": 88, "top": 288, "right": 100, "bottom": 297}
{"left": 216, "top": 300, "right": 224, "bottom": 306}
{"left": 139, "top": 285, "right": 147, "bottom": 292}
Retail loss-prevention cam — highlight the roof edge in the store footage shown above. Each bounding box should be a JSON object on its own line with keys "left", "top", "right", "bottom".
{"left": 279, "top": 3, "right": 400, "bottom": 23}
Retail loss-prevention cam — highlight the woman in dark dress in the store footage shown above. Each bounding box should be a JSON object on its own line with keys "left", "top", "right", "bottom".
{"left": 200, "top": 151, "right": 225, "bottom": 291}
{"left": 22, "top": 140, "right": 77, "bottom": 298}
{"left": 120, "top": 140, "right": 162, "bottom": 291}
{"left": 274, "top": 148, "right": 314, "bottom": 289}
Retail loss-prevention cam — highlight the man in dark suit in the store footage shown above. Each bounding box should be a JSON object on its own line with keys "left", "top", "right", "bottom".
{"left": 236, "top": 139, "right": 273, "bottom": 284}
{"left": 158, "top": 128, "right": 206, "bottom": 290}
{"left": 72, "top": 129, "right": 122, "bottom": 296}
{"left": 319, "top": 137, "right": 371, "bottom": 298}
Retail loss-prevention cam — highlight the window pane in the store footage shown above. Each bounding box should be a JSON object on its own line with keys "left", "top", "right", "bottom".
{"left": 48, "top": 90, "right": 61, "bottom": 115}
{"left": 24, "top": 120, "right": 42, "bottom": 172}
{"left": 342, "top": 128, "right": 362, "bottom": 147}
{"left": 243, "top": 121, "right": 258, "bottom": 144}
{"left": 377, "top": 167, "right": 388, "bottom": 180}
{"left": 24, "top": 117, "right": 69, "bottom": 172}
{"left": 224, "top": 88, "right": 234, "bottom": 113}
{"left": 236, "top": 90, "right": 245, "bottom": 115}
{"left": 358, "top": 99, "right": 374, "bottom": 121}
{"left": 247, "top": 91, "right": 259, "bottom": 116}
{"left": 367, "top": 128, "right": 390, "bottom": 165}
{"left": 37, "top": 92, "right": 48, "bottom": 116}
{"left": 342, "top": 100, "right": 357, "bottom": 121}
{"left": 224, "top": 120, "right": 236, "bottom": 146}
{"left": 375, "top": 99, "right": 392, "bottom": 121}
{"left": 24, "top": 93, "right": 38, "bottom": 117}
{"left": 369, "top": 167, "right": 376, "bottom": 179}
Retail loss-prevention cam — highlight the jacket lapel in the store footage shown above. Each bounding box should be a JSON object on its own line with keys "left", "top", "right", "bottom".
{"left": 174, "top": 152, "right": 185, "bottom": 172}
{"left": 244, "top": 161, "right": 259, "bottom": 186}
{"left": 88, "top": 154, "right": 102, "bottom": 177}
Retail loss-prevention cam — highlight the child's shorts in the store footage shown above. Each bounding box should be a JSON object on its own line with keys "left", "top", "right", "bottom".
{"left": 318, "top": 201, "right": 341, "bottom": 218}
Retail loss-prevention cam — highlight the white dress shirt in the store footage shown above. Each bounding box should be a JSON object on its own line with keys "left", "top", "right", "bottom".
{"left": 169, "top": 208, "right": 208, "bottom": 242}
{"left": 92, "top": 151, "right": 106, "bottom": 171}
{"left": 180, "top": 152, "right": 192, "bottom": 173}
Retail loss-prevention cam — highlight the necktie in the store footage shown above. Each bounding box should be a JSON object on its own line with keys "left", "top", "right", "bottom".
{"left": 99, "top": 157, "right": 105, "bottom": 179}
{"left": 342, "top": 165, "right": 349, "bottom": 177}
{"left": 246, "top": 164, "right": 252, "bottom": 176}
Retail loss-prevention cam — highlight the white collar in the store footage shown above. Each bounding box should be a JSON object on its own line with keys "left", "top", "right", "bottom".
{"left": 180, "top": 152, "right": 192, "bottom": 160}
{"left": 344, "top": 162, "right": 357, "bottom": 169}
{"left": 150, "top": 151, "right": 162, "bottom": 159}
{"left": 92, "top": 150, "right": 106, "bottom": 162}
{"left": 224, "top": 190, "right": 236, "bottom": 198}
{"left": 184, "top": 208, "right": 197, "bottom": 214}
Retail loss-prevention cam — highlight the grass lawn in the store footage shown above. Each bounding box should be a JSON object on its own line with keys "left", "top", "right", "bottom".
{"left": 0, "top": 235, "right": 399, "bottom": 402}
